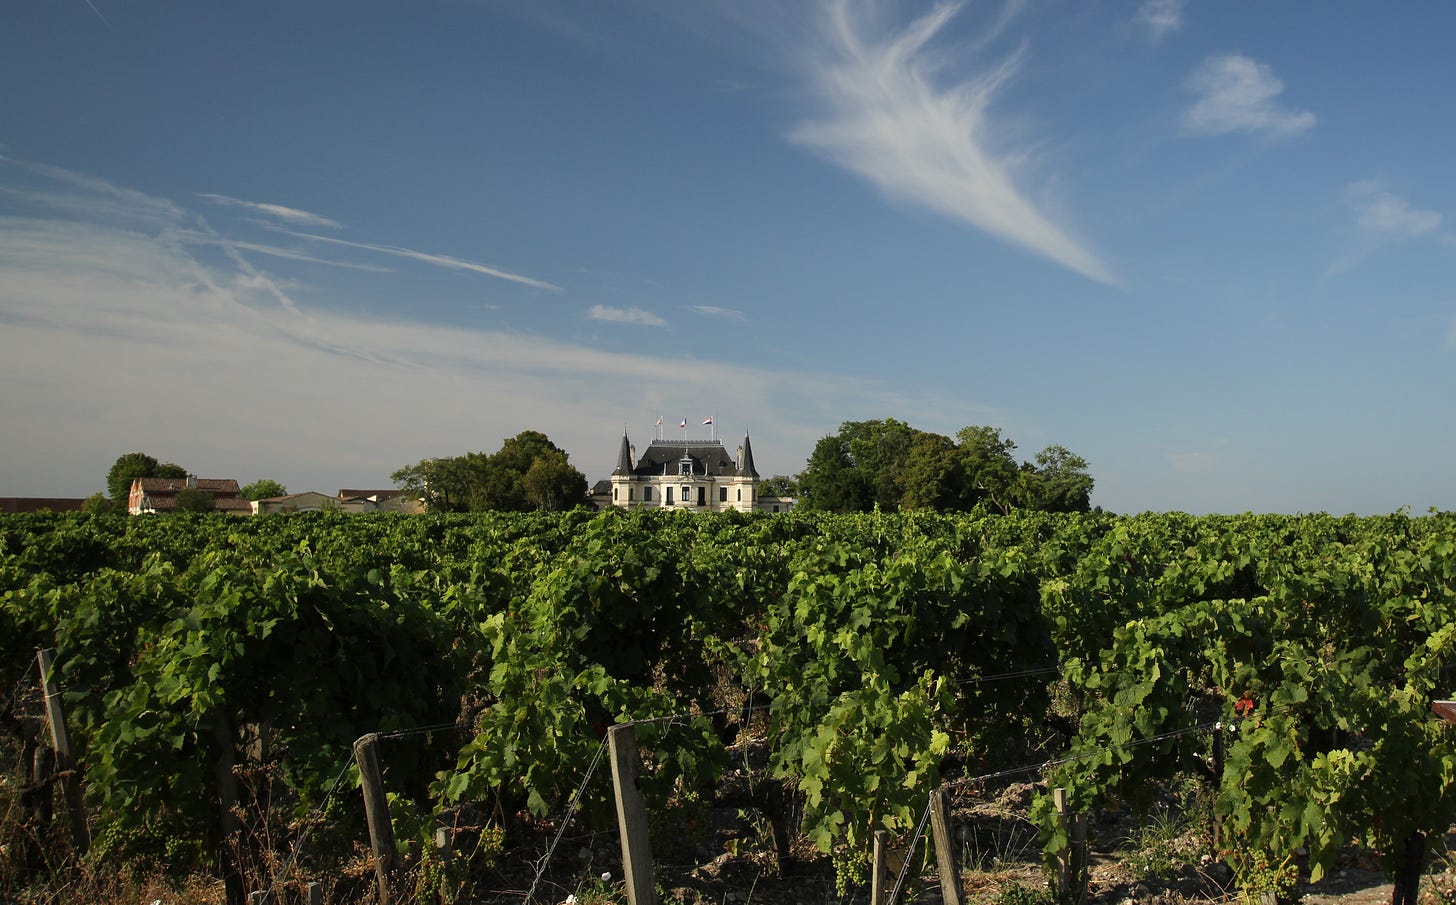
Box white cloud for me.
[277,228,562,291]
[199,193,343,229]
[0,205,949,495]
[1136,0,1185,43]
[587,305,668,327]
[1182,54,1315,139]
[1348,183,1442,239]
[691,305,746,321]
[789,0,1117,286]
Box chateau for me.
[606,430,787,512]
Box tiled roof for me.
[135,477,242,494]
[142,495,254,513]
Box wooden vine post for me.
[1053,788,1088,905]
[36,648,89,853]
[928,788,966,905]
[214,714,246,905]
[608,723,656,905]
[1211,723,1226,848]
[354,733,400,905]
[870,829,891,905]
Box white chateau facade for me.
[607,431,780,512]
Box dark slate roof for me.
[737,434,759,479]
[612,434,634,476]
[628,440,739,477]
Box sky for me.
[2,0,1454,515]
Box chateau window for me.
[666,487,673,504]
[628,487,634,501]
[679,461,692,475]
[697,486,706,506]
[736,488,741,502]
[681,485,690,503]
[719,487,727,503]
[644,487,653,502]
[613,487,618,501]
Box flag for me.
[655,416,663,426]
[702,417,714,425]
[678,419,687,429]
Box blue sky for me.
[2,0,1454,514]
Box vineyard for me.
[3,508,1456,905]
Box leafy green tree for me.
[106,453,187,503]
[797,420,1093,513]
[81,493,117,514]
[240,479,288,501]
[952,426,1022,513]
[757,474,801,498]
[172,488,215,513]
[393,431,587,512]
[521,449,588,511]
[899,432,961,510]
[799,433,873,512]
[1019,445,1094,512]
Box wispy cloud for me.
[588,305,667,327]
[1348,181,1442,239]
[1327,181,1446,276]
[1,155,185,227]
[1136,0,1185,43]
[199,193,343,229]
[1182,54,1315,139]
[789,0,1117,286]
[83,0,109,27]
[0,203,924,495]
[277,229,562,291]
[174,232,392,273]
[691,305,746,321]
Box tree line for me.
[786,418,1094,514]
[94,419,1090,517]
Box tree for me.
[240,479,288,501]
[757,474,801,498]
[900,432,961,510]
[794,419,1094,514]
[172,488,215,513]
[81,493,117,515]
[106,453,187,504]
[393,431,588,513]
[799,432,872,512]
[521,449,588,511]
[952,426,1021,514]
[1019,445,1094,512]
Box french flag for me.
[702,417,714,425]
[678,419,687,429]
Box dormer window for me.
[679,459,692,475]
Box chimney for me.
[186,474,197,490]
[630,445,636,467]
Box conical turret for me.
[737,434,759,478]
[612,433,634,476]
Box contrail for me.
[83,0,109,26]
